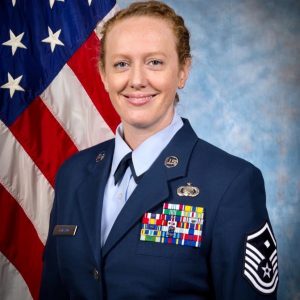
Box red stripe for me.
[9,97,78,187]
[0,183,44,300]
[68,32,120,132]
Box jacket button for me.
[92,268,100,280]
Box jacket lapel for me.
[76,141,114,265]
[102,119,198,257]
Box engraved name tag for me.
[53,225,77,236]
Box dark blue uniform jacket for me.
[40,119,278,299]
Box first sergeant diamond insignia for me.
[243,222,279,294]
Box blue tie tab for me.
[114,152,143,185]
[140,203,205,248]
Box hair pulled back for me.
[99,0,191,69]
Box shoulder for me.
[191,137,263,185]
[175,118,262,183]
[196,138,256,168]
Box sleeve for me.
[39,170,69,300]
[210,165,278,300]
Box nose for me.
[129,63,146,89]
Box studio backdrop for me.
[0,0,298,299]
[119,0,300,299]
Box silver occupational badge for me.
[177,182,200,197]
[96,151,105,162]
[164,156,179,168]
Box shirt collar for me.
[110,126,132,177]
[111,112,183,177]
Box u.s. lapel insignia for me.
[53,225,78,236]
[177,182,200,197]
[96,151,105,162]
[164,156,178,168]
[243,222,278,294]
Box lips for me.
[123,93,157,106]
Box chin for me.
[126,119,152,129]
[122,113,153,128]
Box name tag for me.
[53,225,77,236]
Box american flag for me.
[0,0,119,299]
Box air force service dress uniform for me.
[40,117,278,299]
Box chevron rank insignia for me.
[140,203,204,248]
[243,222,279,294]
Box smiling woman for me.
[99,10,190,149]
[39,1,279,299]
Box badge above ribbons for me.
[140,203,205,248]
[243,222,279,294]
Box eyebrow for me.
[110,52,168,59]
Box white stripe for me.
[246,243,265,260]
[0,121,54,244]
[40,64,114,151]
[0,252,33,300]
[273,262,278,273]
[95,4,119,39]
[244,270,278,294]
[245,263,278,288]
[245,249,261,264]
[247,222,276,246]
[271,254,278,266]
[270,249,277,262]
[245,256,259,270]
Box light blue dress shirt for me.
[101,112,183,246]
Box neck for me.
[123,128,156,150]
[122,112,175,150]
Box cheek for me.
[107,74,126,94]
[150,74,177,93]
[159,79,179,98]
[152,68,180,92]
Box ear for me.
[178,58,191,89]
[99,65,108,92]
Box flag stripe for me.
[67,32,120,132]
[0,2,118,298]
[0,183,44,300]
[0,120,54,243]
[9,98,79,187]
[0,252,32,300]
[94,3,119,40]
[40,64,114,151]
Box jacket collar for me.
[76,140,114,265]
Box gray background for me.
[118,1,300,299]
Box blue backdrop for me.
[118,1,300,299]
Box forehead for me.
[105,16,177,55]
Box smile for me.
[123,94,157,106]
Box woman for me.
[40,1,278,299]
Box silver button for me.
[93,268,100,280]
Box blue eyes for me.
[149,59,163,66]
[113,61,128,68]
[113,60,163,69]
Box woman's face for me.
[100,16,190,135]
